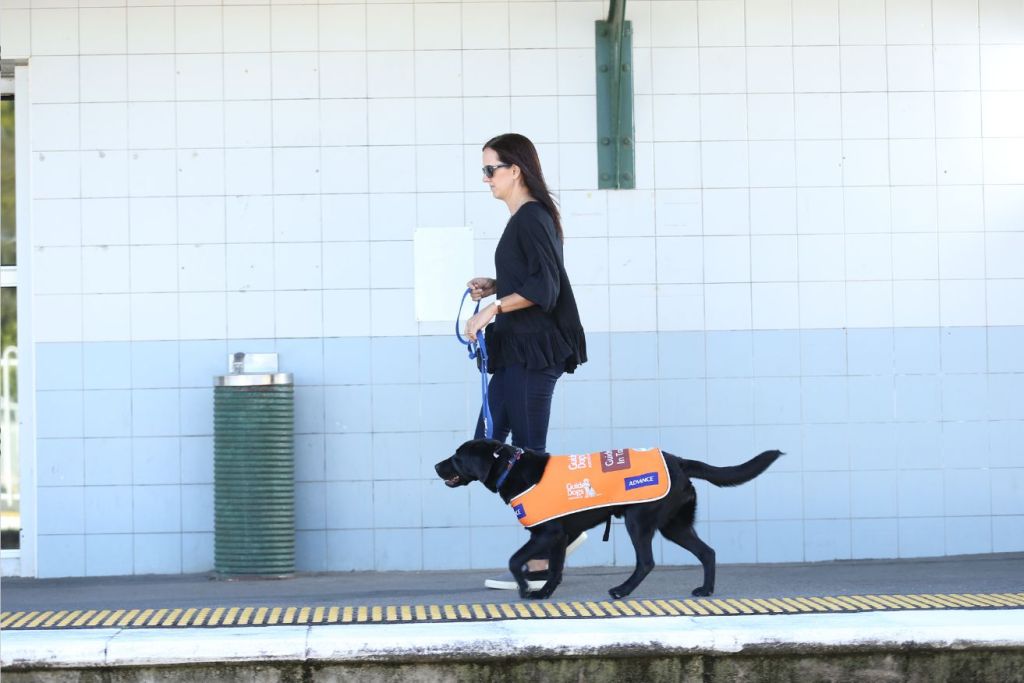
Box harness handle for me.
[456,288,494,439]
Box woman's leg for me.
[478,365,587,587]
[502,364,562,453]
[502,364,563,570]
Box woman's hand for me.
[467,277,496,301]
[465,303,497,342]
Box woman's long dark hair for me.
[483,133,563,242]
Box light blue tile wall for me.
[851,518,898,559]
[180,340,228,387]
[801,330,846,376]
[611,332,659,379]
[84,438,132,485]
[423,527,472,570]
[940,328,986,374]
[84,390,132,438]
[707,378,754,425]
[84,486,132,534]
[132,389,179,437]
[133,437,180,485]
[945,517,993,556]
[324,338,372,385]
[805,519,851,561]
[989,327,1024,372]
[848,376,894,422]
[134,533,181,574]
[131,341,180,388]
[36,343,83,390]
[134,485,181,533]
[296,531,327,572]
[37,534,85,578]
[181,485,214,533]
[899,518,945,558]
[989,374,1024,420]
[29,326,1024,576]
[993,517,1024,552]
[38,486,84,535]
[183,533,214,573]
[707,331,752,378]
[756,520,804,563]
[752,330,801,377]
[847,329,893,375]
[37,439,84,486]
[86,534,133,577]
[84,342,132,389]
[753,377,802,424]
[894,328,941,373]
[850,471,898,518]
[581,332,612,380]
[295,434,326,482]
[326,529,374,571]
[37,391,84,438]
[371,337,418,384]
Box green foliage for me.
[1,97,14,267]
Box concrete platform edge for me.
[4,610,1023,671]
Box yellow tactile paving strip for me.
[2,593,1022,631]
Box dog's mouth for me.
[443,475,462,487]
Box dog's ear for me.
[453,440,503,488]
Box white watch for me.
[494,298,503,313]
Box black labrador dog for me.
[435,439,782,600]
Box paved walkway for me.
[2,553,1022,673]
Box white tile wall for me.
[7,0,1024,577]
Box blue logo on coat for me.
[624,471,659,490]
[514,504,526,519]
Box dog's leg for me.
[608,512,657,599]
[661,519,716,596]
[508,530,561,599]
[530,533,567,600]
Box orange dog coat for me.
[509,448,671,527]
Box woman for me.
[464,133,587,590]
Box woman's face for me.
[482,147,517,201]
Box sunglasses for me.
[482,164,511,178]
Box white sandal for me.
[483,531,588,590]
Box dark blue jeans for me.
[476,363,580,565]
[474,363,562,454]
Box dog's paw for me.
[608,586,631,600]
[691,586,712,597]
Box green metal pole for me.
[596,0,634,189]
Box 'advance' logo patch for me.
[624,471,659,491]
[514,504,526,519]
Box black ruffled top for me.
[484,201,587,374]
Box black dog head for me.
[434,439,507,492]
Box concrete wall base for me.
[6,650,1024,683]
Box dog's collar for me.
[494,445,524,489]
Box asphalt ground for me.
[4,552,1022,614]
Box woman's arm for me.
[464,293,535,342]
[467,277,496,301]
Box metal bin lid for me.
[215,373,294,387]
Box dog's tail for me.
[680,450,783,487]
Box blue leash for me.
[456,288,494,439]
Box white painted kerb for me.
[3,611,1023,670]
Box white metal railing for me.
[0,346,18,509]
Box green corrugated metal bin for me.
[213,372,295,577]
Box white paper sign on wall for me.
[413,226,474,322]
